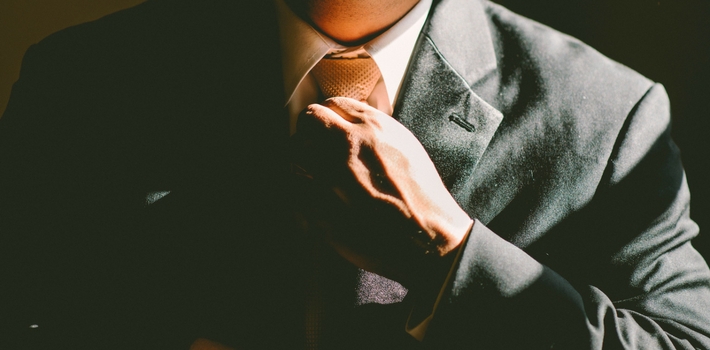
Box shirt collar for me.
[275,0,432,106]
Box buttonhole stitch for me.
[448,114,476,132]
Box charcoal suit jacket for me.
[1,0,709,348]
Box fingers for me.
[320,97,371,123]
[305,101,354,132]
[291,102,356,181]
[308,96,382,125]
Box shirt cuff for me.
[404,221,474,341]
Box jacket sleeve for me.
[425,84,710,349]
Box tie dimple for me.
[311,57,381,101]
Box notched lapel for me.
[394,36,503,196]
[426,0,497,86]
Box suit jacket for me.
[1,0,709,348]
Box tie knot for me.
[311,57,381,101]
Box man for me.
[0,0,708,349]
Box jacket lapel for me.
[394,0,503,196]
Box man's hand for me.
[290,97,473,287]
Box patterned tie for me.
[310,57,381,101]
[304,56,408,349]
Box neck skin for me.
[284,0,420,46]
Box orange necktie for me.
[310,57,381,101]
[306,56,414,350]
[303,56,383,350]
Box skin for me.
[284,0,421,45]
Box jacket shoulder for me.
[482,0,655,120]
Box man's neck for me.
[283,0,420,46]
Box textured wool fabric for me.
[354,269,408,306]
[310,57,381,101]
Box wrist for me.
[410,219,473,291]
[440,215,473,255]
[425,210,472,257]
